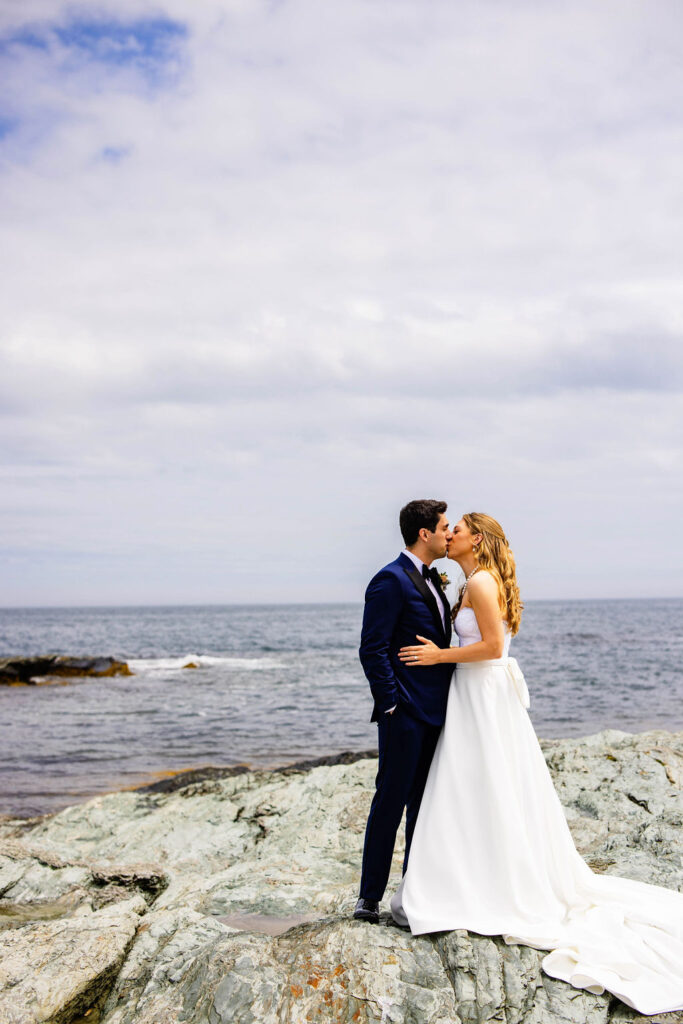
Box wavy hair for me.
[454,513,523,635]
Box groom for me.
[354,499,453,923]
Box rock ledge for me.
[0,728,682,1023]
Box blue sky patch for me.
[0,116,18,140]
[53,16,187,66]
[1,15,188,86]
[101,145,131,163]
[0,27,50,52]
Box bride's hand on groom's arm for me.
[398,636,444,666]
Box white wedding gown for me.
[390,607,683,1015]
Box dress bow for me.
[505,657,530,709]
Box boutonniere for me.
[438,572,451,588]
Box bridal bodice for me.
[454,606,511,657]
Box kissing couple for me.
[353,499,683,1016]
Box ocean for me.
[1,599,682,817]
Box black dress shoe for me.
[353,897,380,923]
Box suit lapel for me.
[402,563,448,642]
[437,585,452,645]
[440,589,450,643]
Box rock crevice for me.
[1,729,682,1023]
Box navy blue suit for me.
[358,552,452,901]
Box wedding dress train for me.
[390,607,683,1015]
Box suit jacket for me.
[359,552,453,726]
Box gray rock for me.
[0,730,682,1023]
[0,895,146,1024]
[103,918,462,1024]
[0,838,167,910]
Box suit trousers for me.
[359,705,441,901]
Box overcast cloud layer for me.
[1,0,682,605]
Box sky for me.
[1,0,682,606]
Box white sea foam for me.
[126,655,284,673]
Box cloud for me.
[0,0,682,604]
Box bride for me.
[390,513,683,1016]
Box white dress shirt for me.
[385,550,445,714]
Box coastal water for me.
[1,599,682,817]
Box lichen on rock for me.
[0,730,682,1023]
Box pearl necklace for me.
[462,566,479,593]
[454,566,479,617]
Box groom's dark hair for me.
[400,500,448,546]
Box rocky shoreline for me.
[0,655,132,686]
[1,730,682,1024]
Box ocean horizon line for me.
[1,595,683,612]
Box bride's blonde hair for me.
[458,513,523,635]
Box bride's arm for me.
[399,572,505,666]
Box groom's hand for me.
[398,635,442,666]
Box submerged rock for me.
[0,655,132,686]
[0,729,681,1023]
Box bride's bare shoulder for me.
[466,569,499,606]
[467,570,499,600]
